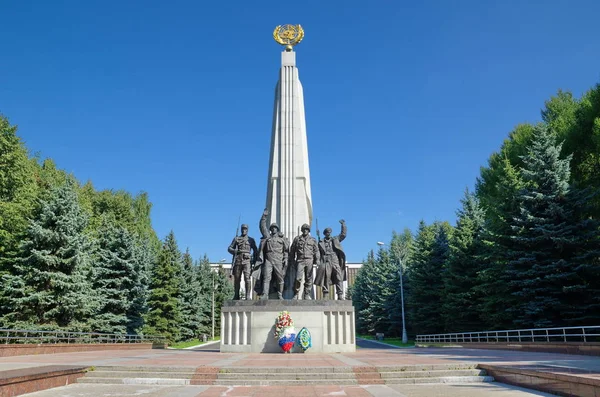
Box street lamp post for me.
[212,259,227,341]
[377,241,408,344]
[211,271,215,340]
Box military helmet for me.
[269,223,279,231]
[241,224,249,229]
[301,223,310,231]
[324,227,332,234]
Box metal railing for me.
[416,326,600,344]
[1,328,167,345]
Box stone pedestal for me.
[220,300,355,353]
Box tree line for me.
[0,115,233,342]
[351,84,600,337]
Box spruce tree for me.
[351,250,378,335]
[127,234,152,334]
[91,217,137,333]
[443,189,486,332]
[407,221,451,335]
[3,179,93,329]
[144,231,182,342]
[213,264,233,337]
[0,116,39,319]
[476,158,524,329]
[384,229,413,337]
[194,254,213,337]
[178,248,202,341]
[506,125,600,327]
[369,248,397,335]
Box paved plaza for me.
[3,343,600,396]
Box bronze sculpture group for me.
[228,208,346,300]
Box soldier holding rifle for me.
[228,223,258,300]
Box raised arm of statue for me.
[338,219,347,242]
[259,208,269,238]
[227,237,237,256]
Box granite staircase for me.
[78,363,493,386]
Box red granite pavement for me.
[194,385,373,396]
[1,346,599,381]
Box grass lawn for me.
[169,337,219,349]
[358,335,415,348]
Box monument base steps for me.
[77,364,493,386]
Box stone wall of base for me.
[0,343,154,357]
[479,364,600,397]
[221,300,356,353]
[416,342,600,356]
[0,365,87,397]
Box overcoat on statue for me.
[314,235,347,288]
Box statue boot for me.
[277,282,284,300]
[303,285,312,300]
[292,280,302,300]
[337,292,344,301]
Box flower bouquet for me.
[274,311,296,353]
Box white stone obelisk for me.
[265,49,313,297]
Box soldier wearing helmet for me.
[255,208,289,299]
[315,219,347,300]
[228,223,258,300]
[290,223,320,299]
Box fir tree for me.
[194,254,213,337]
[442,189,486,332]
[0,115,39,318]
[476,158,524,329]
[385,229,413,336]
[144,231,182,342]
[506,125,600,327]
[91,217,136,333]
[407,221,451,335]
[351,250,378,335]
[127,234,153,334]
[213,264,233,337]
[3,179,93,329]
[178,248,202,341]
[370,248,397,335]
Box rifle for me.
[316,218,321,243]
[229,215,241,277]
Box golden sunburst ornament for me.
[273,24,304,51]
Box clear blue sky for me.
[1,1,599,262]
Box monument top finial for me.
[273,25,304,51]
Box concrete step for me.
[379,369,487,378]
[212,376,494,386]
[219,366,353,374]
[78,377,191,385]
[384,375,495,384]
[378,364,479,372]
[85,370,196,379]
[91,366,196,373]
[214,379,359,386]
[217,372,357,380]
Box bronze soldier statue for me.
[227,224,258,300]
[315,220,347,300]
[257,208,289,300]
[290,223,319,300]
